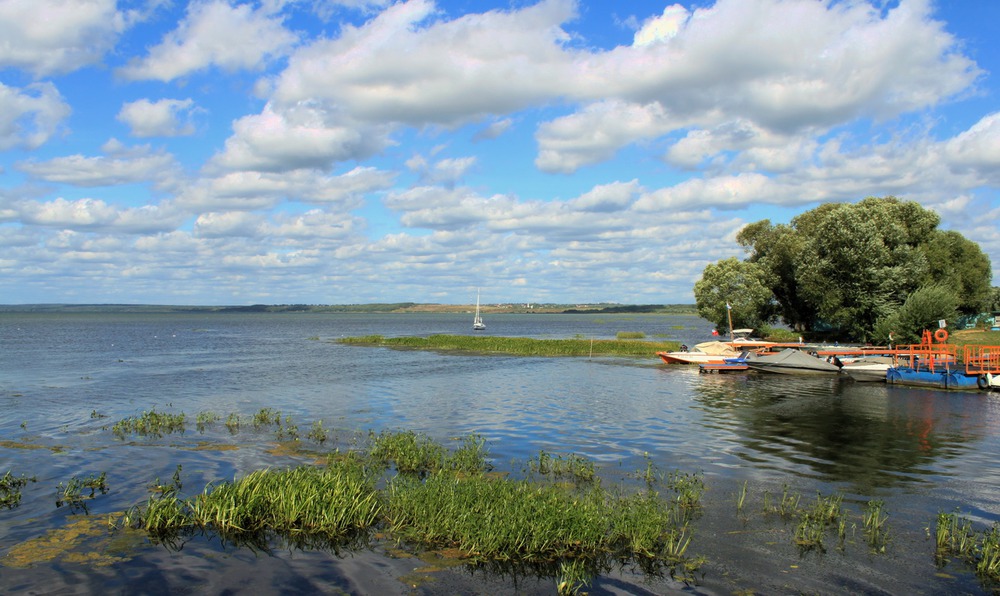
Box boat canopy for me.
[693,341,741,356]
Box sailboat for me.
[473,289,486,331]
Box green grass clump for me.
[933,511,1000,586]
[338,334,679,357]
[124,460,382,549]
[369,430,490,475]
[56,472,109,512]
[528,450,596,484]
[386,471,703,590]
[111,409,186,438]
[1,471,37,509]
[616,331,646,339]
[252,408,281,428]
[195,411,220,431]
[863,499,890,552]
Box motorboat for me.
[657,340,740,364]
[745,348,842,375]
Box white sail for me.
[473,289,485,330]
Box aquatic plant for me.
[252,408,281,428]
[616,331,646,339]
[276,416,299,441]
[736,480,748,515]
[195,411,220,432]
[111,409,186,438]
[863,499,890,553]
[1,471,37,509]
[56,472,109,513]
[666,471,705,512]
[932,512,1000,587]
[635,452,663,488]
[369,429,447,474]
[762,485,801,518]
[306,420,328,445]
[528,450,596,483]
[936,511,977,561]
[978,523,1000,579]
[225,412,240,433]
[123,460,382,550]
[386,470,704,590]
[792,493,843,553]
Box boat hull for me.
[843,366,889,382]
[658,351,727,365]
[745,363,840,375]
[886,367,985,391]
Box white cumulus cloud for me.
[116,0,298,82]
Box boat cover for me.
[746,348,842,374]
[692,341,740,356]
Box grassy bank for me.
[336,334,679,357]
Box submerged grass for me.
[337,334,679,357]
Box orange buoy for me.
[934,328,948,343]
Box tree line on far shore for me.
[694,197,997,344]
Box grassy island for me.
[336,334,680,357]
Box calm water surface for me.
[2,312,1000,594]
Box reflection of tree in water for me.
[690,374,983,491]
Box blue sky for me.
[1,0,998,305]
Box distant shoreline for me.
[0,303,698,315]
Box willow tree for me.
[704,196,992,341]
[693,257,775,333]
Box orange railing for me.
[896,342,958,372]
[964,345,1000,375]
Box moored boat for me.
[745,348,842,375]
[841,356,894,382]
[657,340,740,364]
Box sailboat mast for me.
[726,302,734,342]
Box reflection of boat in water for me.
[745,348,842,375]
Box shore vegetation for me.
[12,409,1000,593]
[336,334,679,357]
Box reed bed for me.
[337,334,678,357]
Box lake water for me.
[2,312,1000,594]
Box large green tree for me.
[920,230,992,314]
[702,196,992,341]
[693,257,775,334]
